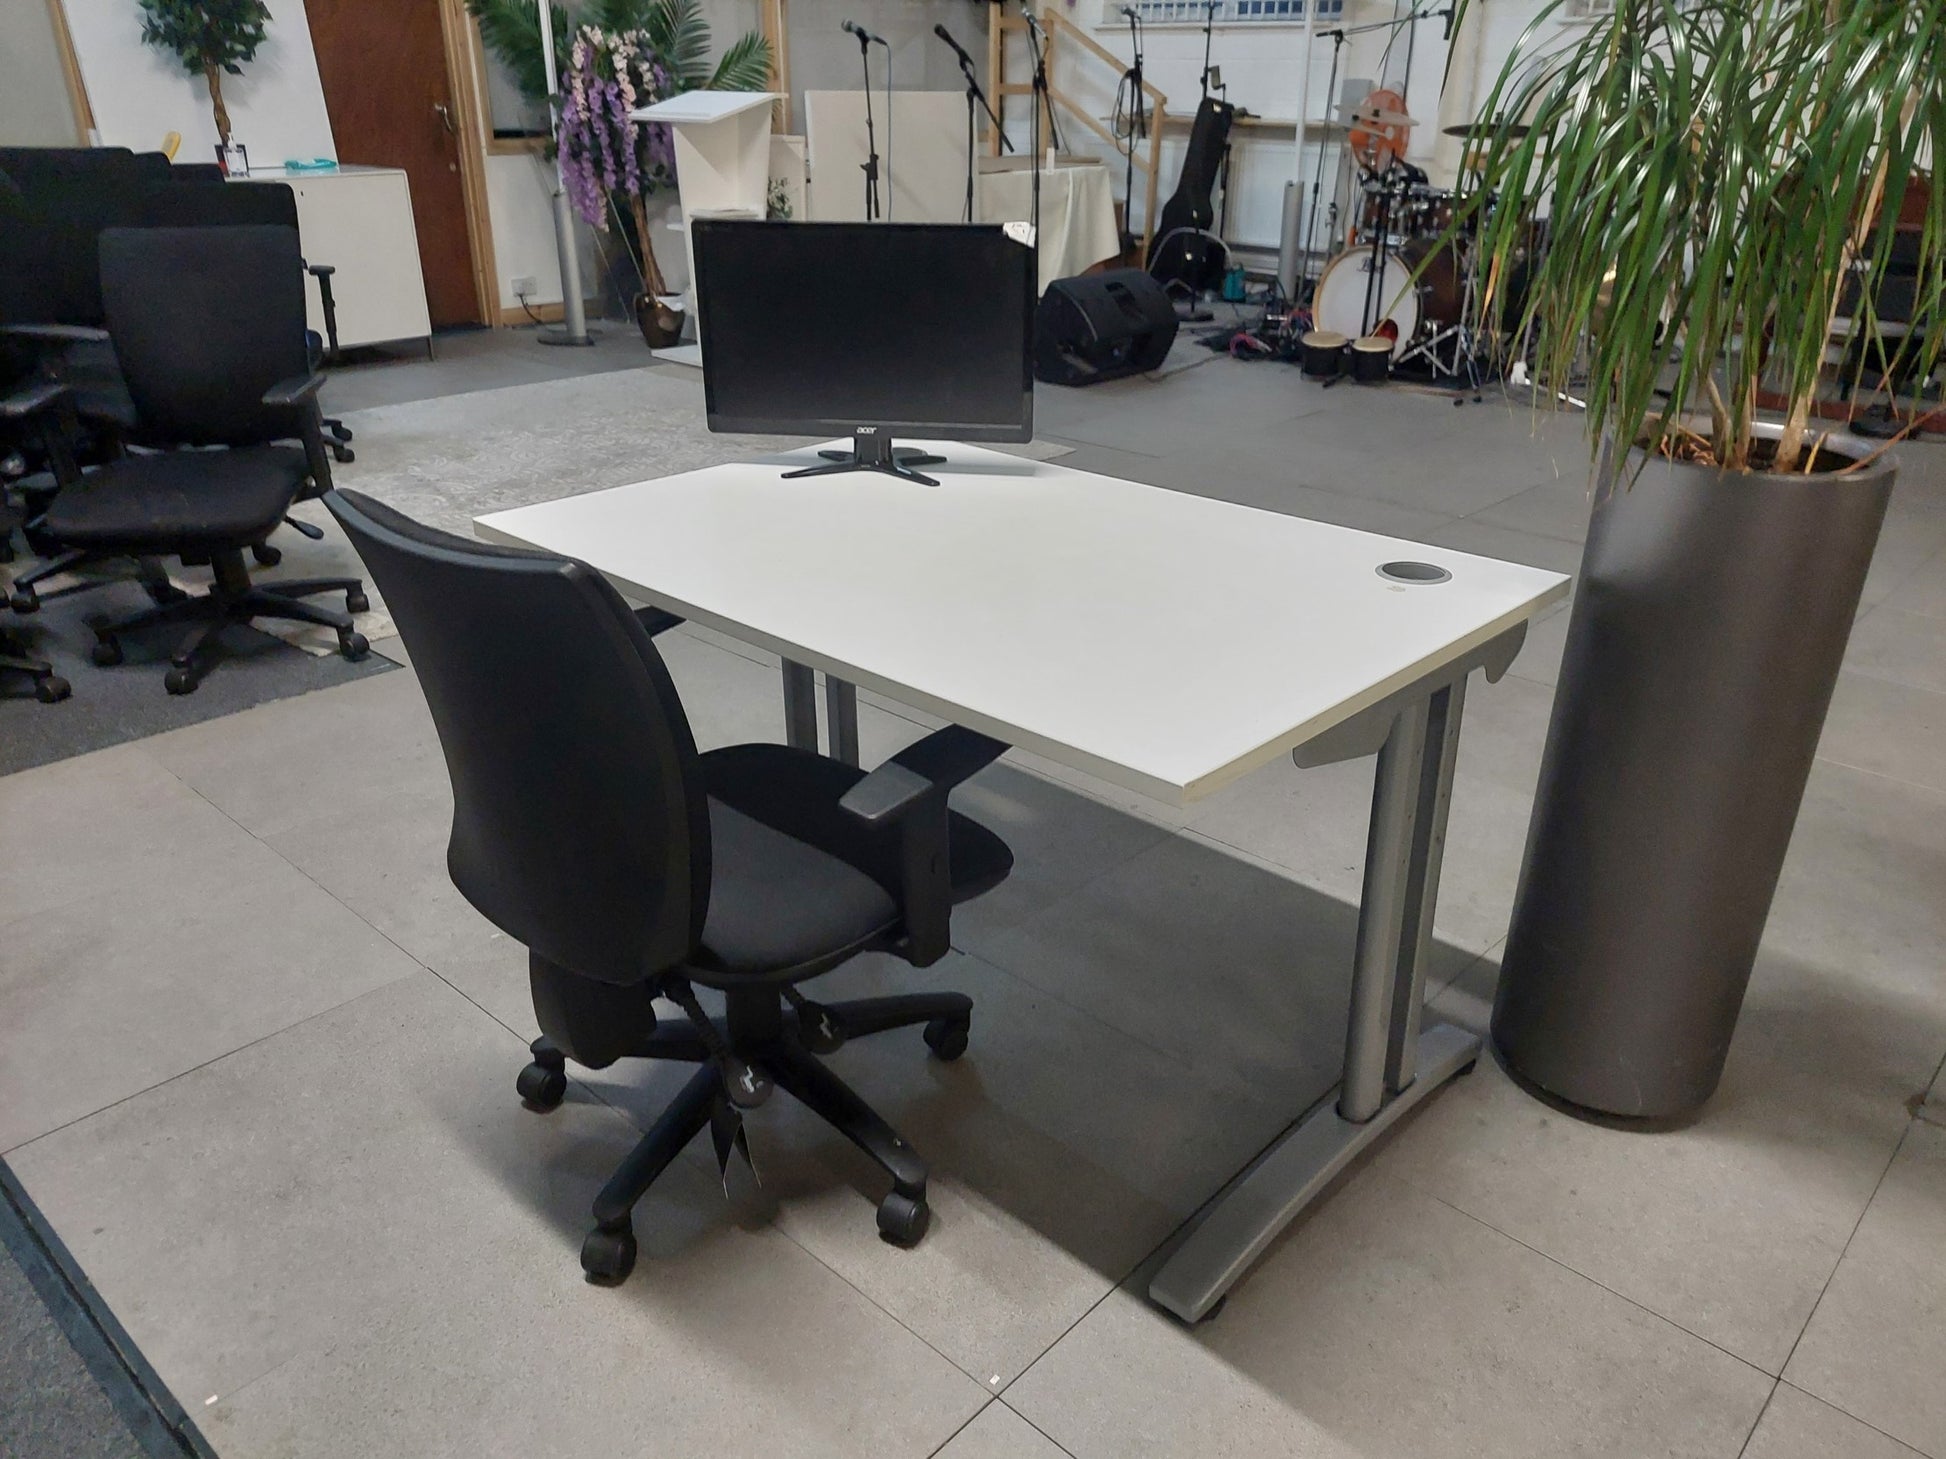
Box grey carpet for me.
[329,363,1074,534]
[0,570,397,777]
[1,1164,210,1458]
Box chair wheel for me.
[516,1060,567,1111]
[346,590,370,615]
[339,630,369,662]
[877,1189,930,1247]
[164,666,198,696]
[581,1223,637,1285]
[333,446,355,464]
[9,588,38,615]
[145,581,188,606]
[35,675,71,704]
[923,1015,970,1062]
[253,543,283,567]
[91,637,123,667]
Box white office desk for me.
[477,442,1569,1320]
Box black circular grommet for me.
[1377,561,1452,585]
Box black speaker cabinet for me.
[1033,269,1180,387]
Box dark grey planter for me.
[1492,423,1896,1121]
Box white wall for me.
[1,1,84,147]
[62,0,336,164]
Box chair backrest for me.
[140,180,299,231]
[98,225,310,447]
[324,488,711,986]
[0,146,137,198]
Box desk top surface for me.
[631,92,779,124]
[476,443,1569,803]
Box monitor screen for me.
[693,220,1035,442]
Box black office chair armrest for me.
[840,726,1009,965]
[306,262,336,278]
[0,379,71,420]
[634,605,685,637]
[262,372,328,408]
[0,323,111,347]
[839,726,1010,827]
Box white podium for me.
[632,90,779,364]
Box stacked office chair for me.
[141,180,355,464]
[0,496,68,703]
[327,488,1016,1284]
[7,225,368,694]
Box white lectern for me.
[632,90,779,366]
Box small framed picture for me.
[216,141,250,177]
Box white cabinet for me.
[233,166,433,350]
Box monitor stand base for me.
[784,433,942,487]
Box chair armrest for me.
[0,323,111,346]
[262,373,327,408]
[306,262,336,278]
[838,726,1010,827]
[839,726,1009,965]
[0,380,71,421]
[634,605,685,637]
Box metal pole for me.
[781,661,819,751]
[538,0,592,346]
[1274,0,1320,297]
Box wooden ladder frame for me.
[987,6,1168,258]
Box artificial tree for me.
[1448,0,1946,1121]
[137,0,272,150]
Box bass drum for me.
[1399,238,1464,329]
[1313,248,1420,357]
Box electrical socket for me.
[511,275,537,298]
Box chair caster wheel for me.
[581,1223,637,1285]
[1457,1058,1479,1078]
[10,589,38,615]
[516,1060,567,1111]
[144,580,188,606]
[332,446,355,464]
[923,1015,970,1062]
[253,543,283,567]
[35,675,71,704]
[164,666,198,696]
[346,590,370,615]
[877,1189,930,1247]
[339,630,369,662]
[91,637,123,667]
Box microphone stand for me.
[1122,7,1145,257]
[1024,11,1056,239]
[954,51,1009,224]
[853,26,881,220]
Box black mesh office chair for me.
[11,226,368,694]
[0,495,68,703]
[326,488,1016,1284]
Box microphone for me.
[842,18,886,44]
[933,23,973,67]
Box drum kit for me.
[1296,100,1535,395]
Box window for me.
[1117,0,1345,26]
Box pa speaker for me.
[1033,269,1179,386]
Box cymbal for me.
[1443,118,1532,139]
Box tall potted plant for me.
[469,0,772,345]
[137,0,271,163]
[1454,0,1944,1120]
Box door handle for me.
[433,100,457,135]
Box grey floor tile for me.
[1007,1167,1771,1459]
[1816,671,1946,795]
[10,974,988,1458]
[1883,546,1946,620]
[1862,501,1946,611]
[1784,1121,1946,1457]
[0,777,422,1152]
[971,832,1466,1110]
[1398,757,1946,1372]
[1742,1385,1927,1459]
[936,1403,1074,1458]
[1186,671,1555,959]
[671,951,1292,1390]
[0,743,222,927]
[1468,474,1596,543]
[1417,516,1591,576]
[1845,606,1946,695]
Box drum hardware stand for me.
[1395,238,1488,403]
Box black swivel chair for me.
[11,225,368,694]
[326,488,1016,1284]
[0,496,69,703]
[141,180,355,464]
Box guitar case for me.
[1145,97,1235,294]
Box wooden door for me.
[305,0,480,327]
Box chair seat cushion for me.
[693,743,1015,980]
[42,445,306,553]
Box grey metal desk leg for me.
[1148,683,1482,1324]
[826,676,860,766]
[781,660,818,751]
